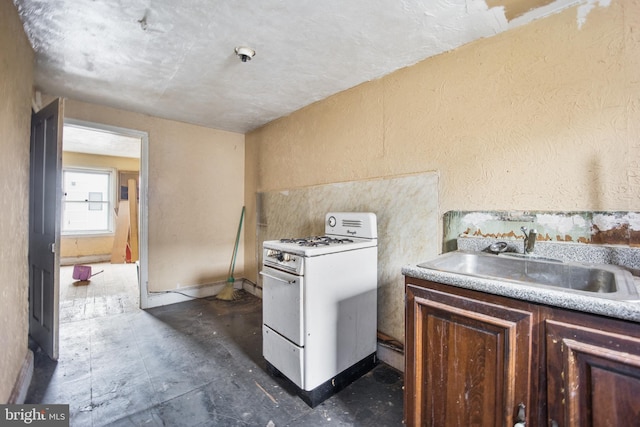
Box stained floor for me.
[58,262,139,323]
[27,274,404,427]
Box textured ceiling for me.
[14,0,581,134]
[63,124,141,158]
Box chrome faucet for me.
[521,226,538,254]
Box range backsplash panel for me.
[256,172,439,346]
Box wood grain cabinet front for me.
[405,282,534,427]
[545,319,640,427]
[405,276,640,427]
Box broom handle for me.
[228,206,245,278]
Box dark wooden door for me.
[546,319,640,427]
[405,283,533,427]
[29,99,63,360]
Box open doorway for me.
[59,120,148,321]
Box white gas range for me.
[261,212,378,407]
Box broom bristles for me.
[216,279,240,301]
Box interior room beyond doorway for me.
[60,121,145,317]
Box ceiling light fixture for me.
[137,11,149,31]
[235,46,256,62]
[138,17,148,31]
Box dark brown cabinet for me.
[405,277,640,427]
[545,319,640,427]
[405,282,535,427]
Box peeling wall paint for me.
[487,0,556,22]
[577,0,611,28]
[537,213,587,234]
[444,211,640,252]
[629,213,640,232]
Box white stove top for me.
[263,234,376,257]
[263,212,378,257]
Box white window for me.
[62,168,115,235]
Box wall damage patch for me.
[486,0,556,22]
[577,0,611,29]
[444,210,640,252]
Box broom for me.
[217,206,245,301]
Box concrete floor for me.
[27,265,404,426]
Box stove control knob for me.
[276,252,284,262]
[328,215,337,227]
[282,253,291,262]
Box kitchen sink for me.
[498,252,564,263]
[417,251,639,300]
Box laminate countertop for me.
[403,239,640,323]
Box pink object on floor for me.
[72,265,92,281]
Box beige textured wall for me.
[63,151,139,171]
[60,152,139,258]
[246,0,640,288]
[0,0,34,402]
[61,236,113,259]
[62,100,245,292]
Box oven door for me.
[261,265,304,346]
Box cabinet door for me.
[405,284,533,427]
[546,320,640,427]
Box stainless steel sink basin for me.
[498,252,564,263]
[417,251,639,300]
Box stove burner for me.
[280,236,354,247]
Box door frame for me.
[63,119,149,308]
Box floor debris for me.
[255,381,278,404]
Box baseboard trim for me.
[8,350,34,404]
[242,280,262,298]
[376,343,404,373]
[142,282,225,309]
[60,255,111,266]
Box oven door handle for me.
[259,271,296,284]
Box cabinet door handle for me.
[514,403,526,427]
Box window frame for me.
[61,167,117,236]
